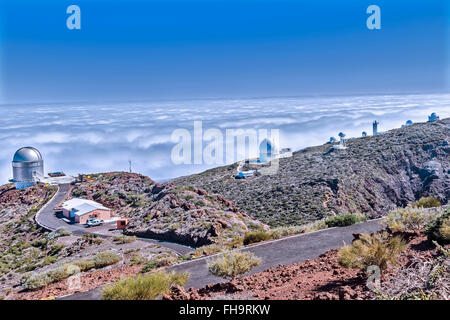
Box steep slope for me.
[174,118,450,227]
[71,172,268,247]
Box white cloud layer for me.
[0,93,449,183]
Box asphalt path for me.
[60,218,384,300]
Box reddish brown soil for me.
[11,265,143,300]
[167,232,445,300]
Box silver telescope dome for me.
[11,147,44,189]
[13,147,43,163]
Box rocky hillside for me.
[71,172,268,247]
[0,182,180,300]
[0,183,54,235]
[0,184,56,290]
[174,118,450,227]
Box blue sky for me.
[0,0,448,103]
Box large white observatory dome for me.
[11,147,44,189]
[259,139,278,163]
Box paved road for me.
[35,184,193,255]
[35,184,74,231]
[61,218,384,300]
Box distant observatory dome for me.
[428,113,440,122]
[259,139,278,163]
[11,147,44,189]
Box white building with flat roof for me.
[60,198,111,224]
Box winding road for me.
[60,217,384,300]
[35,184,194,255]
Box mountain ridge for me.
[173,118,450,226]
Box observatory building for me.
[402,120,413,128]
[372,120,386,136]
[332,132,347,150]
[373,121,380,136]
[259,139,278,163]
[10,147,44,189]
[428,113,440,122]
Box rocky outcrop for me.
[71,172,269,247]
[174,118,450,227]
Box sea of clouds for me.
[0,93,449,184]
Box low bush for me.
[81,234,103,245]
[24,264,80,290]
[47,227,71,240]
[48,245,65,256]
[24,251,121,290]
[269,225,305,240]
[325,214,363,228]
[191,244,227,259]
[439,218,450,241]
[140,261,159,273]
[243,221,328,246]
[384,208,436,232]
[93,251,121,268]
[113,235,137,244]
[425,210,450,245]
[140,255,177,273]
[243,231,271,245]
[31,238,48,249]
[413,197,441,209]
[208,251,261,280]
[102,271,189,300]
[129,254,148,266]
[338,232,406,272]
[73,259,96,272]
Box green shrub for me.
[48,245,65,256]
[113,235,137,244]
[196,201,206,207]
[48,264,80,283]
[73,259,96,272]
[24,251,121,290]
[102,271,189,300]
[23,273,52,290]
[243,231,271,245]
[338,232,406,272]
[269,225,305,239]
[439,219,450,241]
[31,238,48,249]
[413,197,441,209]
[82,234,103,245]
[140,256,176,273]
[384,208,435,232]
[208,251,261,280]
[243,221,329,246]
[47,227,71,240]
[23,264,79,290]
[93,252,121,268]
[191,244,227,259]
[42,256,58,266]
[303,219,328,232]
[425,210,450,245]
[325,214,363,228]
[141,261,159,273]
